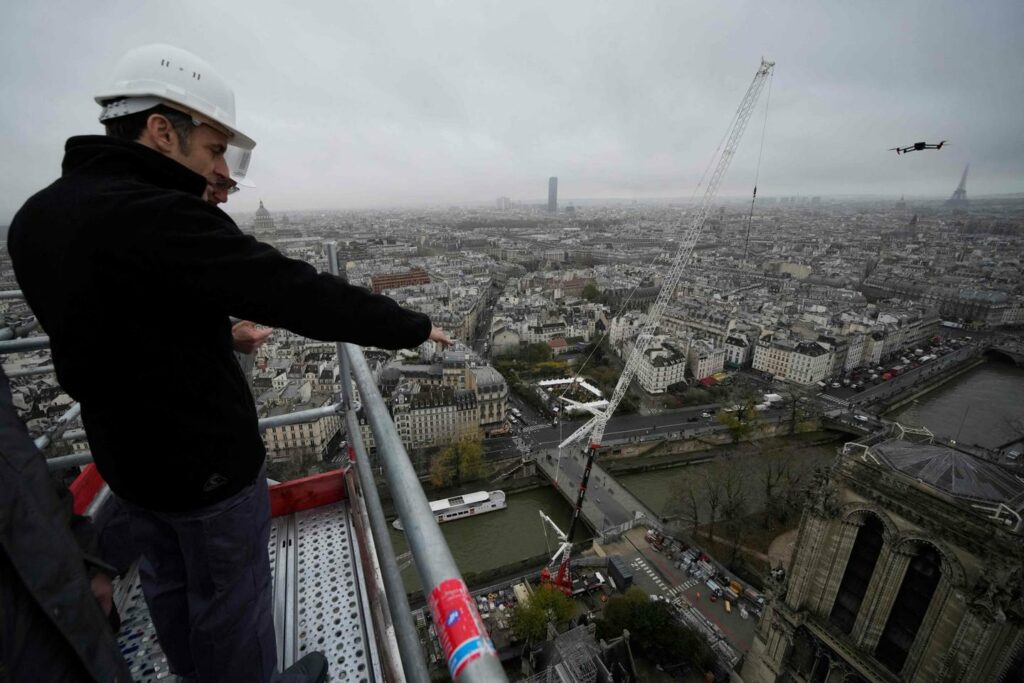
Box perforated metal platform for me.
[114,501,378,682]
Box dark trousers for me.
[116,475,277,683]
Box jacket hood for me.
[62,135,207,197]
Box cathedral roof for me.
[872,440,1024,509]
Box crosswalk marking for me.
[665,578,699,596]
[630,556,702,597]
[631,557,668,589]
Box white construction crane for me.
[544,58,775,595]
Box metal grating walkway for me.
[114,501,378,682]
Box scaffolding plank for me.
[113,501,375,682]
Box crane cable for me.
[743,70,774,266]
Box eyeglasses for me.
[209,174,239,195]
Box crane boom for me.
[545,61,776,592]
[561,58,775,451]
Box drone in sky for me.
[889,140,948,155]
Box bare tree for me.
[783,384,816,435]
[720,465,748,567]
[685,485,701,538]
[704,466,725,543]
[1003,414,1024,439]
[761,451,790,531]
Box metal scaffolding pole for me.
[3,364,54,378]
[0,336,50,354]
[45,403,345,472]
[345,345,507,682]
[258,403,341,429]
[328,241,430,683]
[34,403,81,451]
[46,451,94,471]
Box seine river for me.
[890,360,1024,449]
[389,484,580,593]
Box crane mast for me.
[547,59,775,593]
[560,58,774,453]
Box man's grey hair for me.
[102,102,194,153]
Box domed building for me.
[252,200,275,240]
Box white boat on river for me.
[393,490,507,531]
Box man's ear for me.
[143,113,178,154]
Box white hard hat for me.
[96,44,255,150]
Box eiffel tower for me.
[946,163,969,210]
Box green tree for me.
[511,586,576,643]
[534,360,570,378]
[520,342,553,363]
[596,588,715,672]
[581,283,601,302]
[429,438,485,488]
[716,400,760,443]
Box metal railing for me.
[327,243,506,683]
[0,335,51,354]
[5,364,55,378]
[43,405,346,472]
[328,244,431,683]
[34,402,81,451]
[346,344,507,681]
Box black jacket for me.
[8,136,431,511]
[0,369,132,682]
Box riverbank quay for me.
[879,356,988,413]
[601,431,844,477]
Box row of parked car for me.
[646,529,766,619]
[824,336,973,392]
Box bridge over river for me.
[533,446,660,535]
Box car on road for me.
[854,414,869,422]
[701,411,712,418]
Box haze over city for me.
[2,4,1024,683]
[2,0,1023,222]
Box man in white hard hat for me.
[8,44,450,683]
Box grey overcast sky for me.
[2,0,1022,221]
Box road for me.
[485,404,722,459]
[485,404,794,461]
[603,528,757,656]
[827,344,982,407]
[470,282,501,358]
